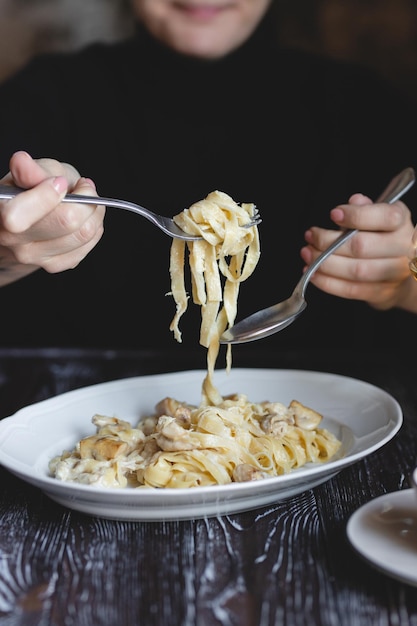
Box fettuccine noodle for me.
[170,190,260,405]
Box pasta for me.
[49,190,342,489]
[49,396,341,488]
[170,190,260,405]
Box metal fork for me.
[0,185,262,240]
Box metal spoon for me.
[220,167,416,344]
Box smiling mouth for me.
[174,3,230,20]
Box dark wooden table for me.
[0,348,416,626]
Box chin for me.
[172,33,240,59]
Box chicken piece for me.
[233,463,266,482]
[155,397,184,417]
[79,435,129,461]
[173,405,192,427]
[260,401,289,416]
[289,400,322,430]
[155,397,192,427]
[155,415,199,452]
[140,438,160,461]
[260,401,294,436]
[261,415,292,436]
[138,416,158,436]
[92,414,132,431]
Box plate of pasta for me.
[0,368,402,521]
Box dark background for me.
[274,0,417,100]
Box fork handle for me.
[0,184,155,219]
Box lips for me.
[174,3,228,20]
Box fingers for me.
[302,229,410,308]
[9,150,80,190]
[302,245,408,283]
[0,151,105,274]
[12,222,105,273]
[330,194,408,233]
[304,194,415,261]
[1,175,102,238]
[1,176,68,232]
[307,270,403,309]
[300,194,417,309]
[302,226,408,261]
[0,193,105,273]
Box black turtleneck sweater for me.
[0,13,416,360]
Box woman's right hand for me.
[0,151,105,286]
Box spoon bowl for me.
[221,167,416,344]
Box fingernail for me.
[52,176,68,194]
[15,150,31,159]
[330,208,344,223]
[81,177,96,190]
[300,246,311,262]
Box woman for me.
[0,0,416,356]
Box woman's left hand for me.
[301,193,417,313]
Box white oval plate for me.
[347,490,417,587]
[0,369,402,521]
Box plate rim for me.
[346,489,417,587]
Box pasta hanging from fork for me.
[170,190,260,405]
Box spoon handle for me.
[297,166,416,296]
